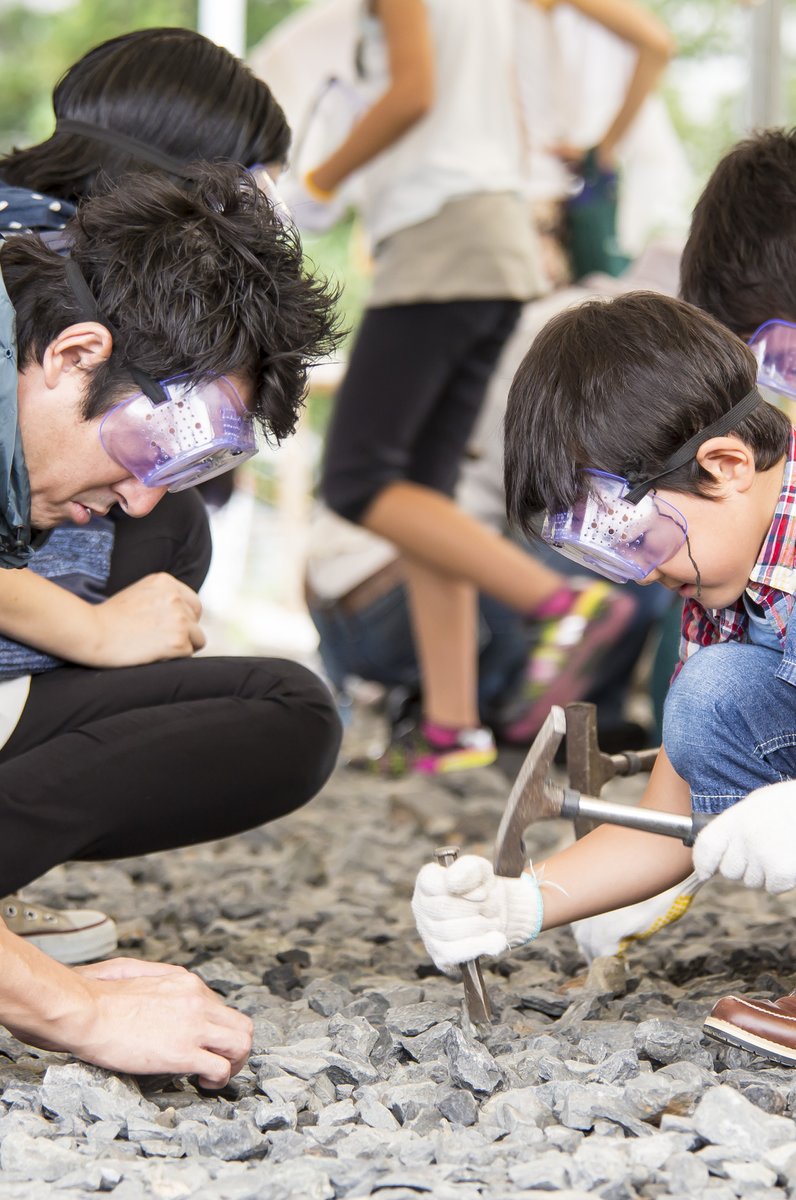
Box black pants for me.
[0,493,341,894]
[322,300,521,522]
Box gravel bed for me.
[2,711,796,1199]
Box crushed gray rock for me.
[3,710,796,1195]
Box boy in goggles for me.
[413,291,796,1056]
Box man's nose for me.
[114,478,168,517]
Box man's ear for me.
[694,436,756,495]
[41,322,113,389]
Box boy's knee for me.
[663,643,758,772]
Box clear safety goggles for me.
[747,320,796,418]
[248,165,292,224]
[539,387,762,584]
[541,470,688,584]
[99,375,257,493]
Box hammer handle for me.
[434,846,493,1024]
[559,788,713,846]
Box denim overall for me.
[664,594,796,812]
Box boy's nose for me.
[114,478,168,517]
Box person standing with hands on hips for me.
[289,0,676,776]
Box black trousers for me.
[0,493,341,894]
[321,299,522,523]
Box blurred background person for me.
[281,0,678,777]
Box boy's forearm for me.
[533,748,694,929]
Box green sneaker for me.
[349,724,497,778]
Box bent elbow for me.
[652,29,676,66]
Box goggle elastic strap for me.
[63,258,170,406]
[55,118,196,180]
[624,387,762,504]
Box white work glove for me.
[571,872,702,962]
[278,172,347,234]
[411,855,543,972]
[692,780,796,894]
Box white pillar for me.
[747,0,783,130]
[197,0,247,57]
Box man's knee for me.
[260,659,342,798]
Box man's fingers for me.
[189,622,207,652]
[193,1051,233,1091]
[176,583,203,620]
[75,958,188,981]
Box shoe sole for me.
[703,1016,796,1066]
[513,594,637,740]
[20,916,118,965]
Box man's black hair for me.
[504,291,791,537]
[680,127,796,337]
[0,28,290,202]
[1,162,341,442]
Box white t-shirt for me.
[355,0,525,245]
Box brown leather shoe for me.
[704,991,796,1066]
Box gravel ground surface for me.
[2,707,796,1199]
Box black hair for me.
[1,163,341,442]
[680,127,796,338]
[504,291,791,536]
[0,28,290,202]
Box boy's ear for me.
[694,436,756,494]
[41,322,113,389]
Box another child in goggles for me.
[412,291,796,1040]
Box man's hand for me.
[692,781,796,894]
[411,855,542,972]
[90,573,205,666]
[7,958,252,1089]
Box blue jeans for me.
[310,560,670,732]
[664,640,796,813]
[310,584,528,715]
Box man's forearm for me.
[0,919,92,1050]
[0,569,99,663]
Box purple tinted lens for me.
[748,320,796,398]
[99,376,256,490]
[541,472,687,583]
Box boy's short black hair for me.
[680,127,796,337]
[504,291,791,537]
[1,162,341,442]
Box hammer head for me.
[493,706,567,877]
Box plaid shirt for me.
[676,426,796,677]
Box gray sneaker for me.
[1,895,118,964]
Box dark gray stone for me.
[444,1027,503,1097]
[633,1018,713,1069]
[304,977,355,1016]
[436,1088,479,1127]
[692,1085,796,1155]
[386,1002,454,1036]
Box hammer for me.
[429,707,570,1023]
[494,705,713,877]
